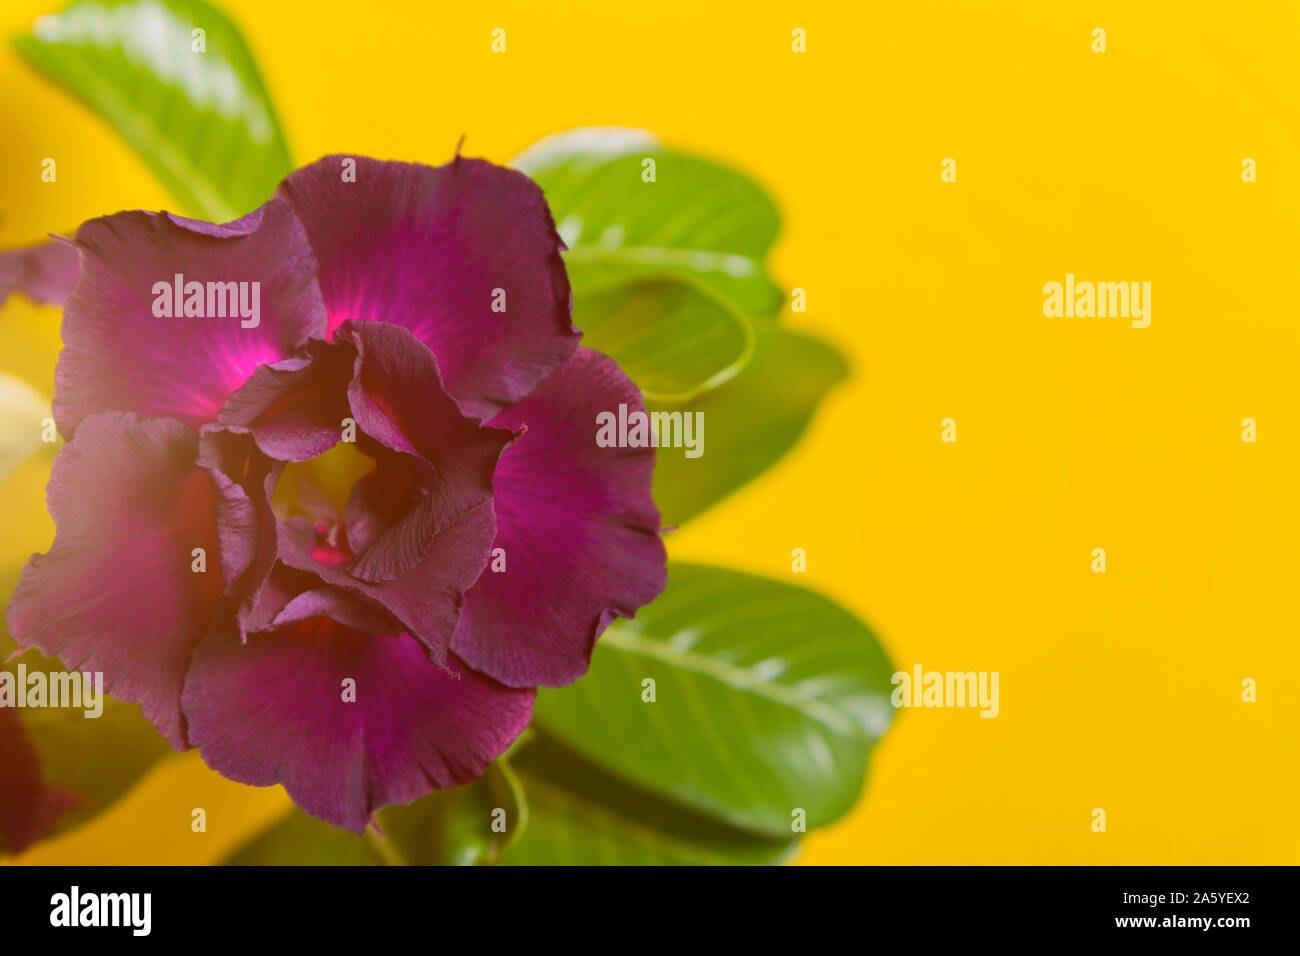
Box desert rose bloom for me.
[5,155,667,832]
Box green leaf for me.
[221,761,526,866]
[650,322,848,526]
[222,807,387,867]
[513,127,783,318]
[376,760,527,865]
[533,564,893,838]
[14,0,293,221]
[4,653,174,842]
[577,278,753,401]
[502,734,796,865]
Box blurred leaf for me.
[534,563,893,838]
[223,807,387,866]
[514,127,783,318]
[502,734,795,865]
[376,760,526,865]
[0,708,75,855]
[221,761,525,866]
[577,277,753,401]
[650,322,848,526]
[2,651,173,847]
[13,0,293,221]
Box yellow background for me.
[3,0,1297,865]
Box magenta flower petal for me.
[271,584,402,634]
[276,155,580,420]
[452,348,668,687]
[202,322,513,663]
[236,561,400,637]
[54,201,327,437]
[0,239,80,308]
[337,319,517,563]
[277,499,495,666]
[0,709,78,853]
[181,621,534,833]
[217,338,354,462]
[5,413,256,747]
[212,321,511,662]
[197,425,285,637]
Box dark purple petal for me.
[0,708,78,854]
[203,323,512,656]
[54,201,327,437]
[270,586,401,633]
[276,155,579,420]
[278,501,495,665]
[452,348,667,687]
[217,338,354,462]
[239,562,401,636]
[211,322,510,661]
[181,620,534,833]
[198,425,283,637]
[0,239,80,308]
[4,413,254,747]
[343,461,419,558]
[336,320,516,582]
[208,468,258,591]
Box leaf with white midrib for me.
[574,276,754,401]
[514,127,784,318]
[600,627,862,737]
[534,563,894,838]
[14,0,294,221]
[503,735,796,866]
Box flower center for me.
[272,441,375,521]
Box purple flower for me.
[6,155,667,832]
